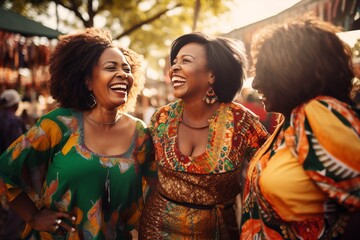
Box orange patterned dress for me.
[139,100,268,239]
[240,96,360,240]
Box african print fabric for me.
[0,108,157,240]
[139,100,268,239]
[240,96,360,240]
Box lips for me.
[110,83,127,93]
[171,76,186,87]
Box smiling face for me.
[87,47,133,110]
[169,43,213,101]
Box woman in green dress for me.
[0,28,156,239]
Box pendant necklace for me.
[179,119,209,129]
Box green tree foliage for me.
[1,0,231,75]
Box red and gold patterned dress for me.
[240,96,360,240]
[139,100,268,239]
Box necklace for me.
[179,119,209,129]
[84,112,122,125]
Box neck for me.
[180,101,220,129]
[84,111,122,125]
[182,101,220,119]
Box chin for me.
[173,90,186,99]
[117,99,127,107]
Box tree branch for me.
[114,3,182,39]
[53,0,88,27]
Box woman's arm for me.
[9,191,75,232]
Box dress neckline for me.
[74,110,136,158]
[174,100,224,158]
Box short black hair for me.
[170,32,248,102]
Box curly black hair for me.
[251,16,354,116]
[50,28,144,112]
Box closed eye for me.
[123,68,131,73]
[172,58,191,65]
[105,66,117,71]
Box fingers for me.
[54,217,76,233]
[53,223,59,232]
[32,208,77,233]
[53,212,76,233]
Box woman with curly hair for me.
[0,28,156,239]
[240,17,360,239]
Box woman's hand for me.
[8,192,76,233]
[30,208,76,233]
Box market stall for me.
[0,7,63,119]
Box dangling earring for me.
[203,86,218,104]
[87,92,97,108]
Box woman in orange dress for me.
[139,32,269,239]
[240,17,360,239]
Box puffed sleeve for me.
[0,111,66,208]
[136,119,157,189]
[123,119,157,232]
[243,111,270,161]
[291,98,360,210]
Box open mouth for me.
[110,83,128,93]
[171,76,186,87]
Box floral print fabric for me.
[0,108,156,240]
[240,96,360,240]
[139,100,268,239]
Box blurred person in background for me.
[0,28,156,239]
[240,17,360,239]
[242,91,277,134]
[0,89,26,153]
[139,32,268,239]
[352,57,360,107]
[0,89,26,240]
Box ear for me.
[85,77,93,91]
[208,73,215,85]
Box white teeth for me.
[171,76,186,87]
[171,76,186,83]
[110,84,127,90]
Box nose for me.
[170,63,180,72]
[117,71,128,79]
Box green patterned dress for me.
[0,108,156,240]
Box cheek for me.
[128,75,134,87]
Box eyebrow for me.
[178,53,196,59]
[101,61,130,67]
